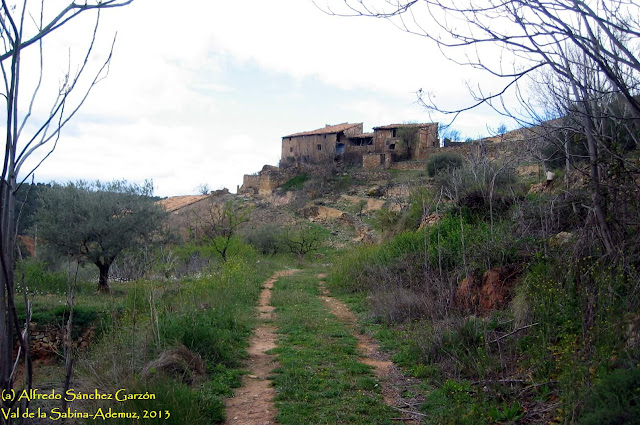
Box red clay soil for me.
[316,273,425,424]
[224,270,298,425]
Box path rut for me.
[316,273,425,424]
[224,270,298,425]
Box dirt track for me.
[316,273,425,424]
[224,270,298,425]
[225,269,424,424]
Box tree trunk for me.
[0,179,16,411]
[97,262,111,293]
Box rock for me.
[549,231,573,247]
[455,267,518,313]
[419,213,442,228]
[479,267,514,311]
[455,275,479,311]
[528,182,547,194]
[367,186,384,197]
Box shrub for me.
[282,226,325,261]
[17,259,68,294]
[244,225,284,256]
[427,152,465,177]
[578,366,640,425]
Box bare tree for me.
[283,226,323,262]
[190,198,251,262]
[323,0,640,255]
[0,1,134,421]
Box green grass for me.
[271,268,396,424]
[281,173,308,191]
[71,254,278,425]
[327,275,519,425]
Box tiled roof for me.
[158,195,210,213]
[373,123,436,130]
[284,123,362,138]
[349,132,374,138]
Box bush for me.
[578,366,640,425]
[427,152,465,177]
[17,260,68,294]
[282,226,325,261]
[245,225,285,255]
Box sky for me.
[13,0,516,197]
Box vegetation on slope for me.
[329,153,640,424]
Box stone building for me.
[372,123,439,160]
[281,122,364,165]
[280,121,440,169]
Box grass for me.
[271,267,396,424]
[327,276,524,425]
[66,254,278,425]
[328,198,640,425]
[281,173,309,191]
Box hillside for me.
[12,135,639,425]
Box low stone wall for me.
[362,153,392,169]
[18,322,95,361]
[239,164,309,196]
[389,160,425,171]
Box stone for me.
[455,275,479,311]
[479,267,513,311]
[549,231,573,247]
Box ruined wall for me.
[239,165,298,196]
[241,175,261,193]
[363,153,391,169]
[343,124,364,138]
[389,160,426,171]
[23,323,94,361]
[414,125,440,159]
[341,145,374,165]
[373,128,395,153]
[240,172,286,195]
[373,125,439,160]
[281,133,338,163]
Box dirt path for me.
[316,273,426,424]
[224,270,298,425]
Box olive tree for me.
[36,180,166,292]
[0,1,134,417]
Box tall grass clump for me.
[332,212,519,323]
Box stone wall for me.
[282,133,338,163]
[363,153,391,169]
[22,323,95,361]
[389,160,426,171]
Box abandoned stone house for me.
[281,121,439,168]
[280,123,367,165]
[372,123,439,159]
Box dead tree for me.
[323,0,640,255]
[0,2,134,422]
